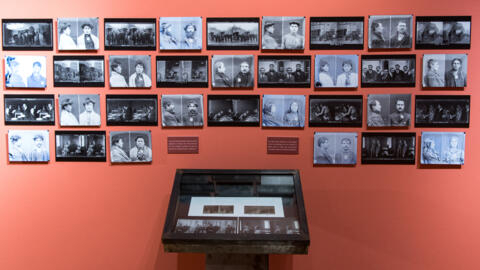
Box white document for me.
[188,197,284,218]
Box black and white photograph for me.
[58,94,101,127]
[416,16,471,49]
[269,218,301,235]
[368,15,413,49]
[262,95,305,128]
[109,55,152,88]
[55,131,106,162]
[367,94,411,127]
[110,131,152,163]
[4,94,55,125]
[2,19,53,50]
[422,54,468,88]
[314,55,359,88]
[57,17,99,50]
[420,132,465,165]
[206,17,259,50]
[310,17,364,50]
[314,132,357,165]
[258,56,311,88]
[309,95,362,127]
[53,56,105,87]
[262,16,305,50]
[208,95,260,126]
[156,56,208,88]
[240,219,273,234]
[5,55,47,88]
[211,55,254,88]
[8,130,50,162]
[175,219,237,234]
[159,17,202,50]
[106,95,158,126]
[415,95,470,128]
[104,18,156,50]
[361,132,416,164]
[361,55,415,87]
[161,94,204,127]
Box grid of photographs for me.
[361,54,415,87]
[159,17,202,50]
[57,18,99,50]
[109,55,152,88]
[53,56,104,87]
[309,95,362,127]
[5,55,47,88]
[207,17,259,50]
[262,95,306,128]
[258,56,311,88]
[367,94,411,127]
[58,94,101,126]
[161,95,204,127]
[2,19,53,50]
[420,132,465,165]
[416,16,471,49]
[314,55,359,88]
[156,56,208,88]
[262,16,305,50]
[4,94,55,125]
[310,17,364,50]
[314,132,357,165]
[211,55,254,88]
[106,95,158,126]
[422,54,468,88]
[208,95,260,126]
[104,18,156,50]
[8,130,50,162]
[55,131,106,162]
[368,15,413,49]
[415,95,470,128]
[110,131,152,163]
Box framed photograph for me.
[161,94,204,127]
[206,17,259,50]
[262,95,305,128]
[367,94,411,127]
[314,55,359,88]
[208,95,260,126]
[211,55,254,88]
[4,94,55,125]
[106,95,158,126]
[361,55,415,87]
[8,130,50,162]
[55,131,106,162]
[310,17,364,50]
[309,95,362,127]
[262,16,305,50]
[416,16,471,49]
[58,94,101,127]
[57,17,99,50]
[109,55,152,88]
[104,18,156,50]
[314,132,357,165]
[258,56,311,88]
[175,219,237,234]
[110,131,152,163]
[159,17,202,50]
[420,132,465,165]
[361,132,416,164]
[368,15,413,49]
[422,54,468,88]
[53,56,104,87]
[5,55,47,88]
[415,95,470,128]
[156,56,208,88]
[2,19,53,50]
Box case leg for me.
[206,253,268,270]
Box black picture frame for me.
[104,18,156,50]
[156,56,209,88]
[415,95,470,128]
[4,94,55,125]
[310,17,364,50]
[55,130,107,162]
[206,17,260,50]
[207,95,260,127]
[106,94,158,126]
[361,54,416,87]
[2,19,53,51]
[257,55,311,88]
[53,55,105,87]
[415,16,471,50]
[361,132,416,164]
[309,95,363,127]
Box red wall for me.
[0,0,479,269]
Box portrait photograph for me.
[106,95,158,126]
[262,16,305,50]
[156,56,208,88]
[420,132,465,165]
[104,18,156,50]
[361,132,416,164]
[207,17,259,50]
[314,132,357,165]
[262,95,305,128]
[110,131,152,163]
[309,95,362,127]
[2,19,53,50]
[415,95,470,128]
[161,94,204,127]
[367,94,411,127]
[159,17,202,50]
[5,55,47,88]
[175,219,237,234]
[55,131,106,162]
[258,55,311,88]
[4,94,55,125]
[8,130,50,163]
[58,94,101,127]
[109,55,152,88]
[208,95,260,126]
[416,16,471,49]
[314,54,359,88]
[57,17,99,51]
[310,17,364,50]
[422,54,468,88]
[53,56,104,87]
[368,15,413,49]
[211,55,254,88]
[361,54,415,87]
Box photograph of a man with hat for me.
[59,94,101,126]
[77,22,99,50]
[60,97,79,126]
[262,22,280,49]
[57,18,99,50]
[79,97,101,126]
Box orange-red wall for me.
[0,0,479,269]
